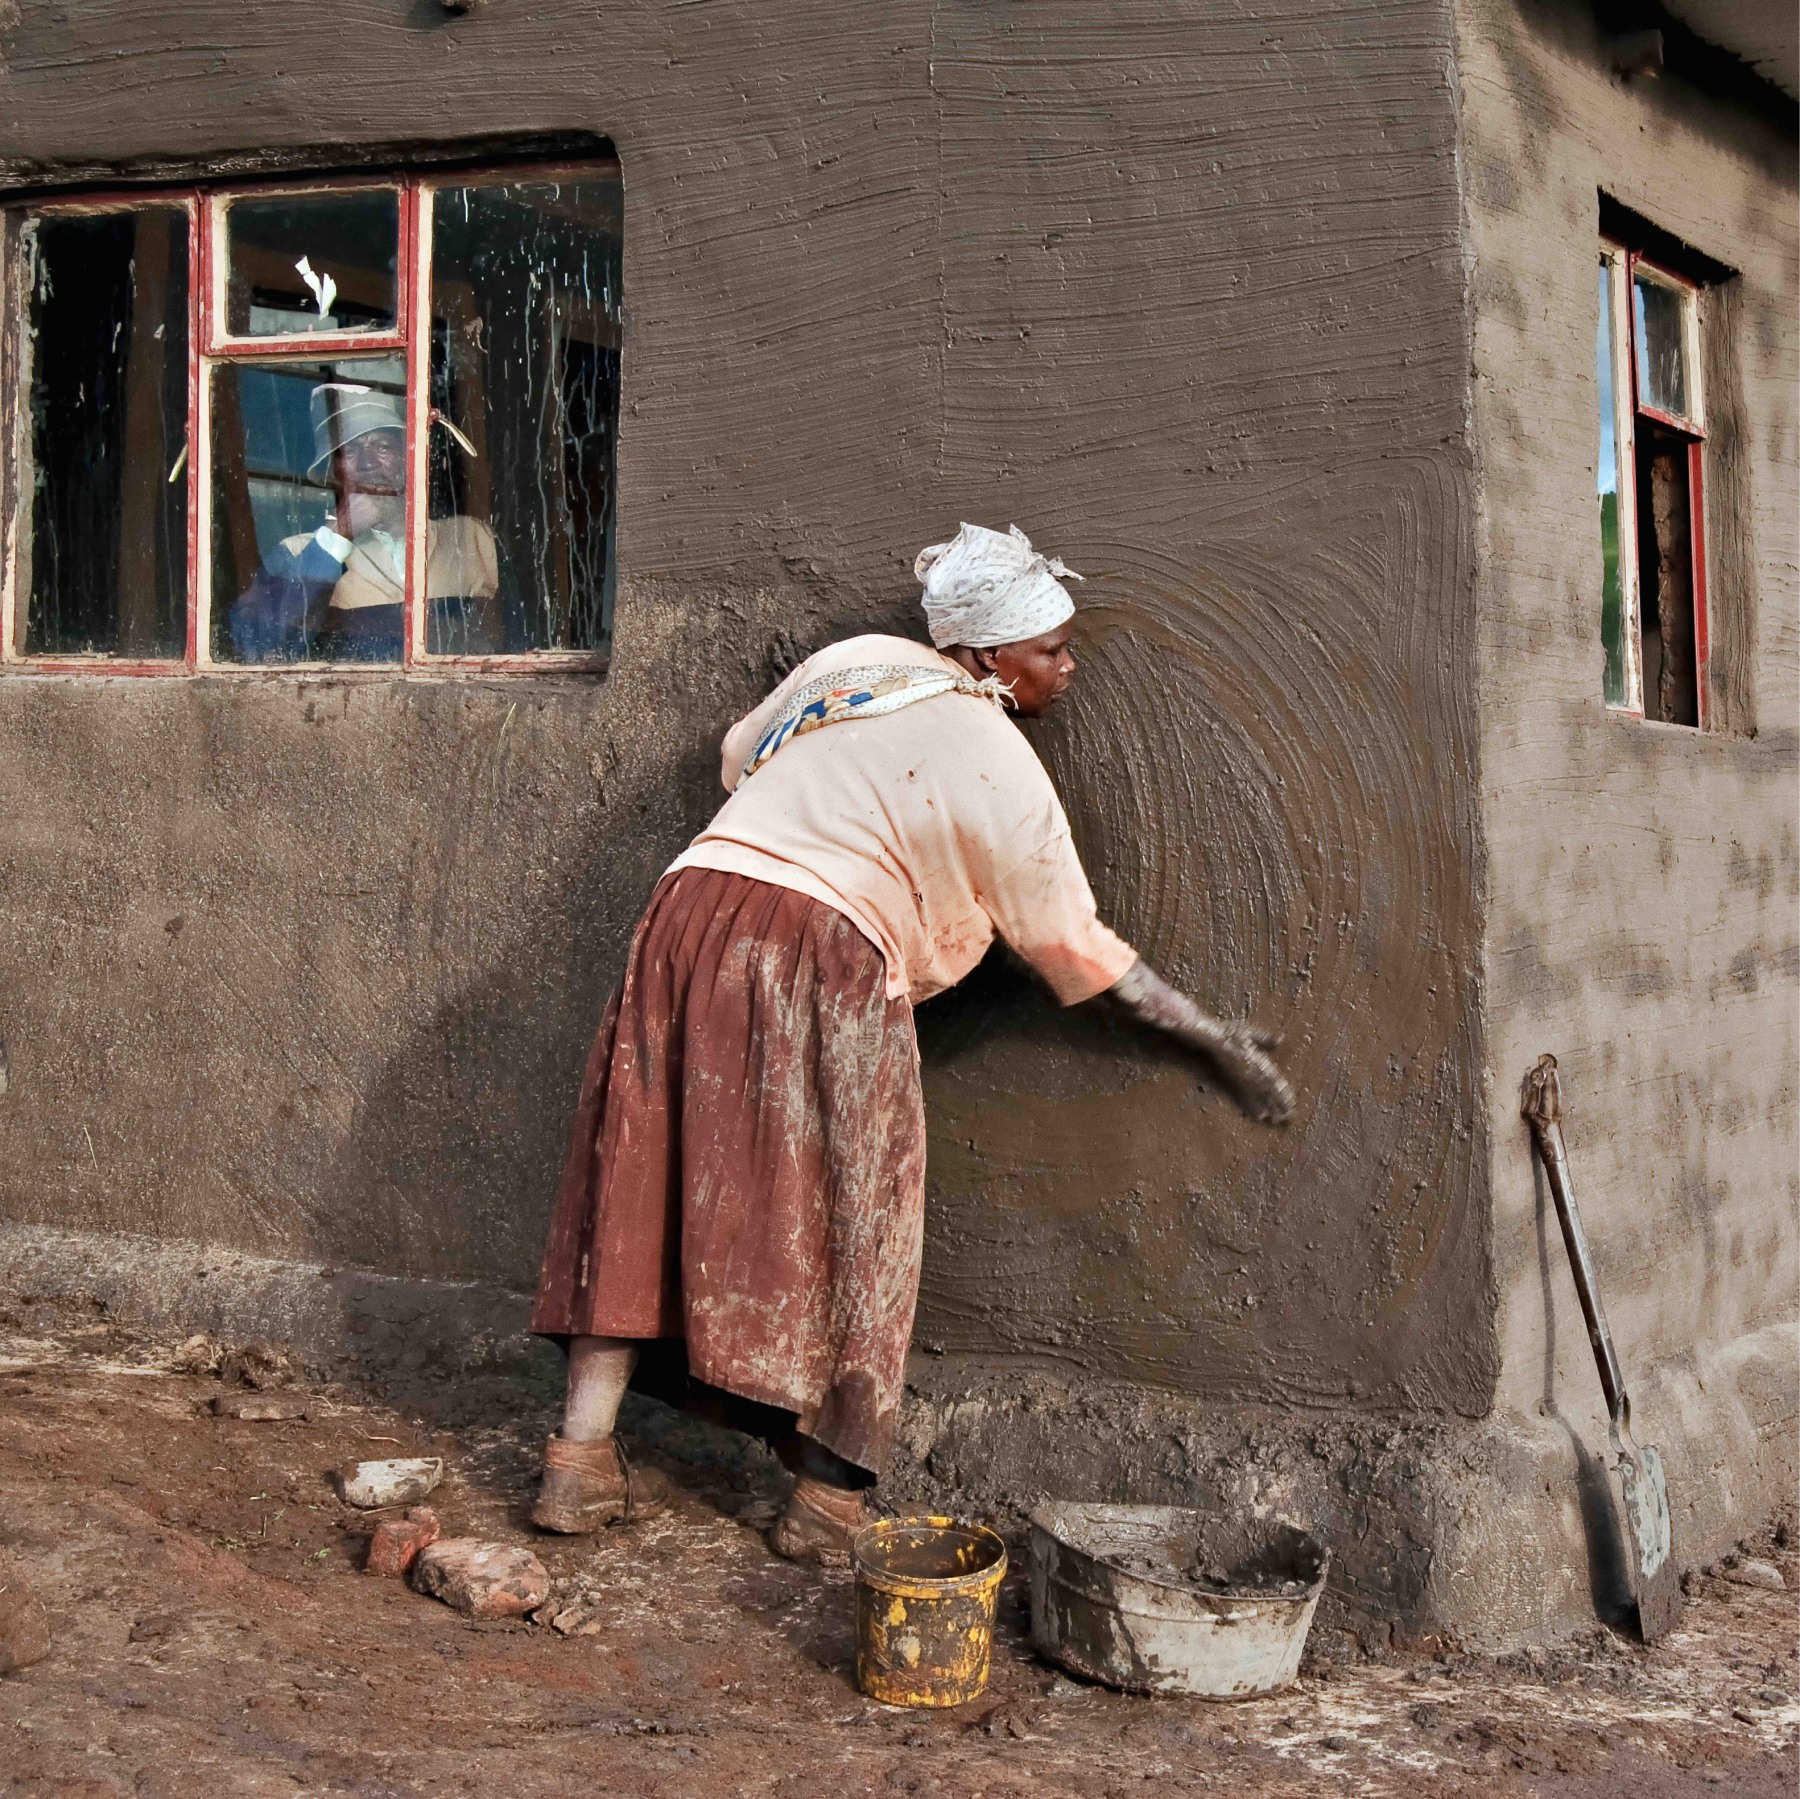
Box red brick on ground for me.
[366,1506,442,1578]
[411,1538,549,1618]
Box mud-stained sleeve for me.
[984,822,1138,1006]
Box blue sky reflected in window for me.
[1597,259,1629,707]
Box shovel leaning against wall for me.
[1521,1053,1683,1642]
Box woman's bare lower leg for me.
[532,1336,668,1533]
[562,1335,638,1442]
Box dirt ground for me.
[1,1318,1794,1799]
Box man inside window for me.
[228,382,499,662]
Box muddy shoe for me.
[529,1433,670,1534]
[770,1475,869,1567]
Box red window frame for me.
[1,162,616,677]
[1601,240,1709,726]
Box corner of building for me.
[1452,0,1800,1644]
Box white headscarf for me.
[915,522,1082,649]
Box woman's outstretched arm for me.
[1103,957,1295,1126]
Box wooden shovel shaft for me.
[1520,1054,1630,1430]
[1529,1114,1629,1427]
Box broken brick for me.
[531,1591,605,1637]
[365,1507,443,1578]
[411,1540,549,1619]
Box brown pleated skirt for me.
[531,867,927,1476]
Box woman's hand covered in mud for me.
[1102,959,1295,1127]
[1199,1022,1295,1126]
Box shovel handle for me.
[1521,1055,1629,1429]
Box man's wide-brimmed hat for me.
[308,382,406,479]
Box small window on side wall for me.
[2,158,621,674]
[1596,239,1707,726]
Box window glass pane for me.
[426,172,623,655]
[213,355,428,665]
[1632,269,1690,419]
[224,190,399,338]
[1597,258,1630,707]
[19,208,189,657]
[1635,425,1701,728]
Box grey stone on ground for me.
[412,1539,550,1619]
[212,1392,310,1421]
[336,1457,443,1509]
[1726,1560,1788,1592]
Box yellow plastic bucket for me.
[852,1515,1008,1708]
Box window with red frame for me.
[2,160,621,673]
[1596,238,1708,726]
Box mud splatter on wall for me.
[0,1,1492,1416]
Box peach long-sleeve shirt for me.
[668,634,1137,1007]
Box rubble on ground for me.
[411,1539,550,1618]
[366,1507,443,1578]
[218,1340,295,1391]
[531,1587,607,1637]
[1724,1558,1788,1592]
[0,1318,1794,1796]
[168,1333,225,1375]
[211,1391,310,1421]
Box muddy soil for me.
[1,1318,1794,1798]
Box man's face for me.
[987,623,1078,717]
[336,427,406,497]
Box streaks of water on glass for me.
[21,208,190,658]
[428,175,623,655]
[1631,270,1690,422]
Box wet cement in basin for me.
[1029,1503,1329,1699]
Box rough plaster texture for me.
[0,1222,558,1401]
[1452,0,1799,1637]
[0,0,1791,1644]
[0,0,1490,1415]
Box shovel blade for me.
[1634,1556,1684,1642]
[1617,1437,1683,1642]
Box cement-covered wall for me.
[1454,0,1799,1635]
[0,7,1490,1438]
